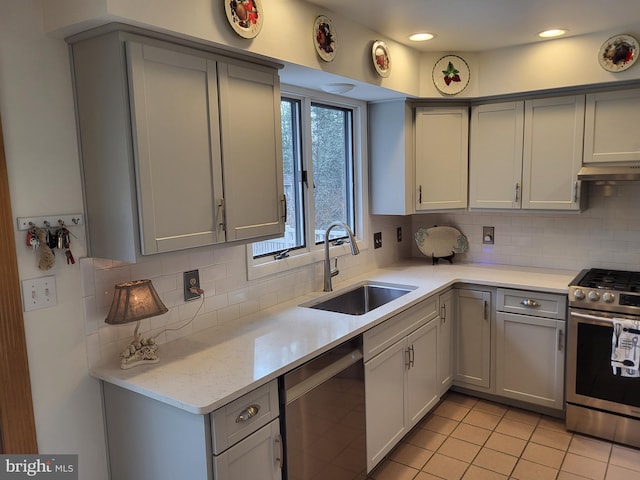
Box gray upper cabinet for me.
[583,88,640,164]
[70,30,284,262]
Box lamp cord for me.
[151,290,205,342]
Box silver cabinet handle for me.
[418,185,422,204]
[217,198,226,230]
[236,404,260,423]
[520,299,540,308]
[274,434,283,470]
[483,300,488,320]
[281,194,287,223]
[441,304,447,322]
[558,328,564,352]
[405,345,415,369]
[574,181,579,203]
[514,182,520,202]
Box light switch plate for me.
[22,276,57,312]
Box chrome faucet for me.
[323,221,360,292]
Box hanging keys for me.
[65,249,75,265]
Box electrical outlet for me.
[483,226,495,245]
[397,227,403,242]
[22,276,57,312]
[374,232,382,249]
[183,270,201,301]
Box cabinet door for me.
[415,106,468,210]
[584,89,640,164]
[406,319,439,429]
[438,290,454,393]
[218,63,285,242]
[364,339,406,472]
[454,289,491,389]
[214,419,282,480]
[496,313,565,410]
[469,102,524,209]
[127,42,225,254]
[522,95,584,211]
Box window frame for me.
[247,85,369,281]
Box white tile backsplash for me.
[412,182,640,271]
[83,183,640,370]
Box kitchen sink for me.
[303,282,417,315]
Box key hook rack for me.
[17,214,83,231]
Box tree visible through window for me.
[252,96,356,258]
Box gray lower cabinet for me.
[495,289,566,410]
[454,288,493,390]
[69,29,284,262]
[102,380,281,480]
[363,297,439,472]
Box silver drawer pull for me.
[520,299,539,308]
[236,404,260,423]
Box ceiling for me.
[304,0,640,52]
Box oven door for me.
[567,308,640,418]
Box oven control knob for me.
[602,292,615,303]
[588,290,600,301]
[573,289,585,300]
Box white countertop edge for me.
[91,262,578,415]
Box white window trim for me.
[246,84,370,281]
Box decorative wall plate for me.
[415,226,468,264]
[371,40,391,77]
[224,0,263,39]
[432,55,470,95]
[313,15,337,62]
[599,34,639,72]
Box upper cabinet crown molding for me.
[70,30,284,262]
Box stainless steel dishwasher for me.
[281,337,366,480]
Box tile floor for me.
[367,393,640,480]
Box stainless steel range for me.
[566,268,640,448]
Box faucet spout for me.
[323,221,359,292]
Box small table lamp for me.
[105,279,168,369]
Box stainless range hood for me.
[577,165,640,181]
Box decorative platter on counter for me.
[432,55,470,95]
[224,0,263,39]
[415,226,468,264]
[313,15,337,62]
[598,34,638,72]
[371,40,391,77]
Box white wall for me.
[0,0,107,476]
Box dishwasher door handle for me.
[285,349,363,404]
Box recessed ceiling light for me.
[409,32,436,42]
[538,29,568,38]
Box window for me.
[249,87,367,276]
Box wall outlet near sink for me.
[483,226,495,245]
[183,270,201,301]
[374,232,382,249]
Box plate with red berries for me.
[225,0,263,39]
[598,34,638,72]
[432,55,470,95]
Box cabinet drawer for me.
[363,297,438,362]
[497,289,566,319]
[211,380,279,454]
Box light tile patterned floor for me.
[367,392,640,480]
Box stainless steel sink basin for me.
[303,282,416,315]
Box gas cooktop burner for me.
[577,269,640,292]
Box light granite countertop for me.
[90,262,578,415]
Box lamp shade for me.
[105,279,168,325]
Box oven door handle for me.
[571,311,615,323]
